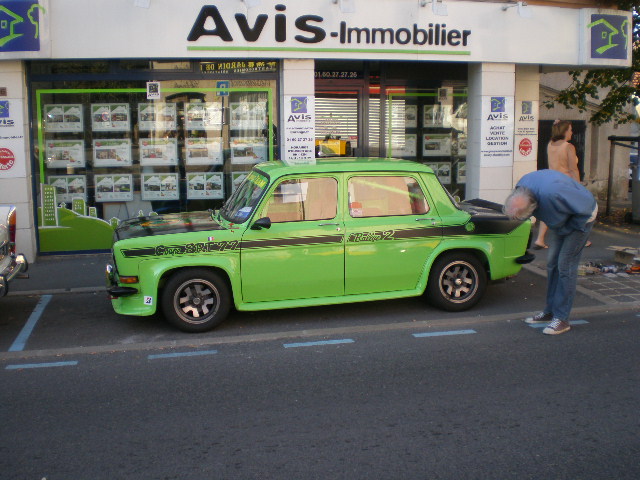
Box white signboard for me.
[480,96,514,167]
[283,95,316,166]
[0,99,26,178]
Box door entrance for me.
[315,86,365,157]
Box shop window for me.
[385,85,467,199]
[262,177,338,223]
[348,176,429,217]
[31,80,277,253]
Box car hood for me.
[115,211,225,241]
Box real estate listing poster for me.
[138,103,177,131]
[91,103,131,132]
[185,137,224,165]
[45,140,86,168]
[230,137,268,164]
[185,102,223,130]
[48,175,87,203]
[44,104,84,132]
[139,138,178,166]
[187,172,224,199]
[94,174,133,202]
[92,139,132,167]
[141,173,179,201]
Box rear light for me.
[119,276,139,284]
[8,207,16,255]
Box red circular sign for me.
[519,138,533,156]
[0,148,15,171]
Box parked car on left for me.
[0,205,29,297]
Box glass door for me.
[315,87,364,157]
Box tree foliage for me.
[545,4,640,125]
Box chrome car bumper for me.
[0,253,29,297]
[105,262,137,298]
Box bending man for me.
[503,169,597,335]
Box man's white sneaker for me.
[543,318,571,335]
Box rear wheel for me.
[161,269,231,333]
[426,252,486,311]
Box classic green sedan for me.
[106,159,532,332]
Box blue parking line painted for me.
[5,361,78,370]
[8,294,53,352]
[413,329,477,338]
[528,320,589,329]
[148,350,218,360]
[284,339,354,348]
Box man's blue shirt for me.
[517,169,596,235]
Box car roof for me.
[254,157,435,178]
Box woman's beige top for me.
[547,140,580,181]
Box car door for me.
[240,174,345,303]
[344,173,442,295]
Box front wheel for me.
[161,269,231,333]
[425,253,487,312]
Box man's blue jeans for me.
[543,222,594,321]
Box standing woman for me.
[534,120,590,248]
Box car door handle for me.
[318,223,340,226]
[416,218,440,226]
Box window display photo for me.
[48,175,87,203]
[187,172,224,199]
[139,138,178,166]
[230,137,268,164]
[44,104,84,132]
[91,103,131,132]
[423,134,452,156]
[138,103,177,131]
[142,173,179,201]
[94,174,134,202]
[45,140,86,169]
[185,102,223,130]
[185,137,224,165]
[92,139,133,167]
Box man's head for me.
[503,186,537,221]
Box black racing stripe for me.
[391,227,442,239]
[242,235,344,249]
[122,247,157,258]
[443,218,523,236]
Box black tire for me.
[161,269,231,333]
[426,252,487,312]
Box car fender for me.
[416,238,500,292]
[113,255,240,316]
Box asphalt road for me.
[1,275,639,479]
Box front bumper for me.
[105,262,138,298]
[0,253,29,297]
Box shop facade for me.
[0,0,632,258]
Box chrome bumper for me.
[105,262,137,298]
[0,253,29,297]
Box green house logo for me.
[0,2,45,52]
[588,14,629,60]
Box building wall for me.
[0,61,36,261]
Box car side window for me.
[261,177,338,223]
[348,175,429,217]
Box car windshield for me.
[219,170,269,224]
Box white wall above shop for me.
[36,0,629,68]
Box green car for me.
[106,158,532,332]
